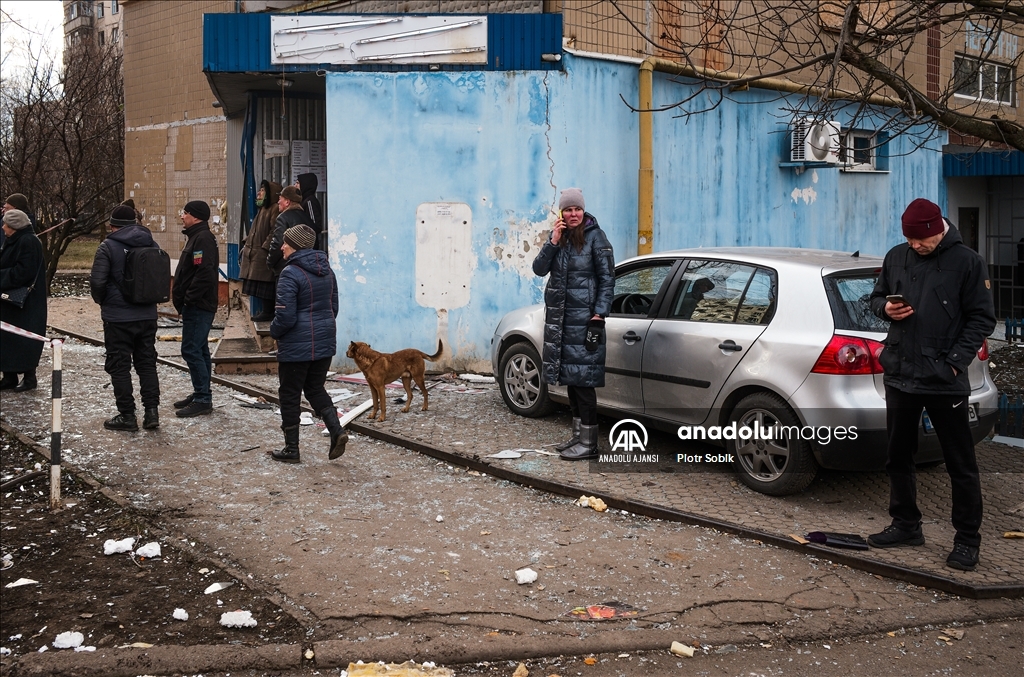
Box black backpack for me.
[120,246,171,305]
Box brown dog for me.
[346,339,443,422]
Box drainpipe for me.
[636,56,900,254]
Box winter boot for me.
[143,407,160,430]
[271,425,301,464]
[320,406,349,460]
[173,394,194,409]
[13,370,37,392]
[554,417,582,452]
[104,412,139,432]
[559,423,599,461]
[0,373,18,390]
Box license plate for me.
[922,404,977,434]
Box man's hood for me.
[297,173,318,199]
[286,248,332,276]
[108,224,156,248]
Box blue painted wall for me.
[325,53,942,369]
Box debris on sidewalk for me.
[1004,531,1024,538]
[805,531,869,550]
[515,567,538,584]
[4,578,38,588]
[134,542,161,558]
[103,537,135,555]
[219,610,257,627]
[52,631,83,649]
[300,412,315,426]
[172,608,189,621]
[512,662,529,677]
[942,627,965,640]
[670,640,695,657]
[347,660,454,676]
[488,450,522,459]
[577,495,607,512]
[567,601,638,619]
[458,373,495,384]
[204,581,234,594]
[436,515,444,522]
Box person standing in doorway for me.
[296,173,324,251]
[172,201,219,418]
[239,180,281,322]
[868,198,996,572]
[90,205,162,431]
[532,188,615,461]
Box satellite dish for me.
[807,124,833,161]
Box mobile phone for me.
[886,294,907,304]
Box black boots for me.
[554,417,581,452]
[320,406,348,460]
[271,425,301,463]
[0,373,18,390]
[104,412,139,432]
[13,371,36,392]
[143,407,160,430]
[559,424,599,461]
[173,394,194,409]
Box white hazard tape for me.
[0,321,51,343]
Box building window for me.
[840,130,889,172]
[96,2,103,18]
[954,54,1016,106]
[111,26,119,43]
[98,30,105,46]
[112,0,118,14]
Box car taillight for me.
[977,339,988,361]
[811,335,886,375]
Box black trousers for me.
[278,357,333,428]
[103,320,159,414]
[884,385,983,547]
[567,386,598,425]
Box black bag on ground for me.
[121,246,171,304]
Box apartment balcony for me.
[65,14,94,34]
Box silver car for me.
[490,248,998,496]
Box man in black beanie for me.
[172,200,219,417]
[90,205,163,431]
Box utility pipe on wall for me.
[636,56,900,254]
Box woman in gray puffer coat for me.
[532,188,615,460]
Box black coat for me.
[532,215,615,387]
[172,221,220,314]
[297,173,323,238]
[0,228,47,372]
[90,224,160,323]
[267,205,313,275]
[869,225,996,396]
[270,248,338,363]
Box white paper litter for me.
[53,631,84,649]
[172,608,189,621]
[230,393,259,404]
[103,537,135,555]
[299,412,315,425]
[73,646,96,652]
[204,581,234,594]
[487,450,522,459]
[5,578,38,588]
[436,515,444,523]
[219,610,257,627]
[515,567,538,585]
[135,542,161,558]
[458,373,495,383]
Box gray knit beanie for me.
[2,209,31,230]
[558,188,585,211]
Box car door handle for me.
[623,331,642,344]
[718,340,743,352]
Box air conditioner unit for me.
[790,118,841,164]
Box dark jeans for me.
[103,320,159,414]
[181,306,215,404]
[567,386,598,426]
[278,357,334,428]
[884,385,983,547]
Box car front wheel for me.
[498,341,554,418]
[727,392,817,496]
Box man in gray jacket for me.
[868,198,996,572]
[90,205,162,431]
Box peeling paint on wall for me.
[334,231,359,254]
[790,186,818,204]
[489,214,552,278]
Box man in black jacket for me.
[267,186,312,275]
[295,173,324,251]
[868,198,996,572]
[172,200,219,418]
[90,206,162,431]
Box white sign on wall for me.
[415,202,474,310]
[271,15,488,66]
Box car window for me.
[609,263,674,316]
[824,272,888,332]
[669,260,773,324]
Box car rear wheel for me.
[727,392,817,496]
[498,342,555,418]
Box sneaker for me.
[867,524,925,548]
[946,543,979,571]
[175,401,212,418]
[143,407,160,430]
[173,394,195,409]
[104,413,139,432]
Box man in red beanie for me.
[867,198,996,571]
